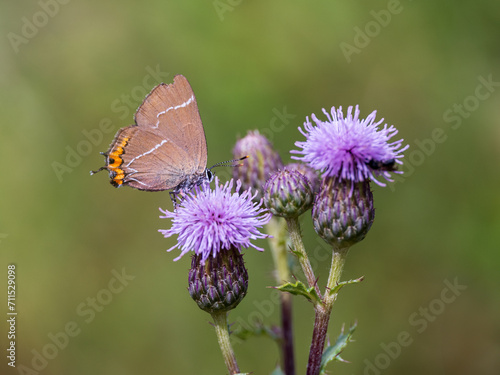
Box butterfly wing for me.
[101,75,208,191]
[135,75,208,177]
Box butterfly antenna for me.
[209,155,249,170]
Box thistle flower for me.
[159,178,271,264]
[291,106,408,186]
[233,130,283,199]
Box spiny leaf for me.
[319,322,357,374]
[329,276,364,296]
[275,280,322,305]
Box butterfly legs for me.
[169,191,187,210]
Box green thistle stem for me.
[266,217,296,375]
[267,217,290,284]
[306,247,349,375]
[211,311,240,375]
[285,217,321,298]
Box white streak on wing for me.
[127,176,147,186]
[125,139,168,167]
[126,167,138,176]
[154,94,195,128]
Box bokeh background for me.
[1,1,499,374]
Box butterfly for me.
[92,75,245,204]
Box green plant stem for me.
[267,217,290,285]
[211,311,240,375]
[306,247,349,375]
[266,217,295,375]
[285,217,322,298]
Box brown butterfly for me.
[92,75,244,203]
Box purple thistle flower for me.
[291,105,409,186]
[159,178,271,264]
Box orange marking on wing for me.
[108,159,121,169]
[112,169,125,183]
[107,137,130,186]
[108,138,129,173]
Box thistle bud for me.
[188,247,248,314]
[264,169,314,218]
[232,130,283,200]
[312,177,375,249]
[285,162,320,194]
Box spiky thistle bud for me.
[232,130,283,200]
[264,169,314,218]
[312,177,375,249]
[284,162,320,194]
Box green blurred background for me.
[1,1,499,374]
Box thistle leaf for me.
[329,276,364,296]
[275,280,322,305]
[319,322,357,374]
